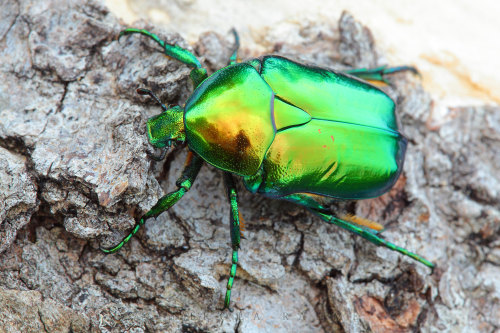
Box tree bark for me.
[0,1,498,332]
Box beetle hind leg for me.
[344,65,419,84]
[311,208,435,270]
[222,172,242,310]
[101,152,203,253]
[280,193,434,269]
[282,193,383,234]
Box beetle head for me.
[146,106,185,148]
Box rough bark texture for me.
[0,0,499,332]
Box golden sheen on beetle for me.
[102,28,435,310]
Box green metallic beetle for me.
[103,28,434,310]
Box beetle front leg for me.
[222,172,241,310]
[311,209,435,270]
[101,152,203,253]
[345,65,419,84]
[119,28,208,86]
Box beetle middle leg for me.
[228,28,240,65]
[345,65,419,84]
[101,152,203,253]
[222,172,242,310]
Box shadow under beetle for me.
[103,28,435,310]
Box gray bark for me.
[0,0,498,332]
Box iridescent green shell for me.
[185,56,406,200]
[244,56,406,199]
[184,63,275,176]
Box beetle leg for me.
[281,193,384,234]
[222,172,241,310]
[228,28,240,65]
[281,193,433,268]
[340,213,384,234]
[311,208,435,270]
[345,65,419,84]
[119,28,208,86]
[101,152,203,253]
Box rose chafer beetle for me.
[103,28,435,310]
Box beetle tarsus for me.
[228,28,240,65]
[382,65,419,76]
[101,154,203,254]
[345,65,420,83]
[101,217,145,253]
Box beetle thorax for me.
[184,64,276,176]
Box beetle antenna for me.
[137,88,168,112]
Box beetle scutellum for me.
[103,28,434,310]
